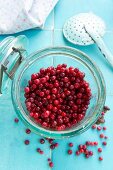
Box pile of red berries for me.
[24,64,91,131]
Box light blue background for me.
[0,0,113,170]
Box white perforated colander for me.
[63,12,113,68]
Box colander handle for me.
[85,27,113,69]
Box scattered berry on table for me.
[24,140,30,145]
[40,138,45,144]
[99,157,103,161]
[102,141,107,146]
[68,150,72,155]
[49,162,54,168]
[69,142,73,147]
[25,129,31,134]
[98,148,102,153]
[100,134,104,138]
[14,118,19,123]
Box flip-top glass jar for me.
[0,35,106,139]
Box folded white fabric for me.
[0,0,59,34]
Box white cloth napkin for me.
[0,0,59,34]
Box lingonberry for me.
[40,138,45,144]
[24,140,30,145]
[68,150,72,155]
[24,87,30,93]
[69,143,73,147]
[39,150,44,154]
[14,118,19,123]
[88,151,93,156]
[85,154,90,158]
[94,142,98,146]
[49,162,54,168]
[99,157,103,161]
[103,106,110,111]
[104,136,108,139]
[92,124,96,129]
[49,139,54,144]
[100,134,104,138]
[54,143,59,147]
[54,100,59,106]
[26,129,31,134]
[86,141,91,146]
[48,158,51,162]
[102,141,107,146]
[103,127,107,130]
[98,148,102,153]
[76,151,80,156]
[82,145,87,150]
[79,145,83,149]
[50,144,55,150]
[97,126,102,131]
[43,111,50,118]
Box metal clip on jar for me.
[0,35,28,94]
[0,35,106,139]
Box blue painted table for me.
[0,0,113,170]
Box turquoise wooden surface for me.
[0,0,113,170]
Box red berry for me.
[54,100,59,106]
[76,151,80,156]
[34,113,39,119]
[82,145,87,150]
[97,126,102,131]
[24,140,30,145]
[48,158,51,162]
[49,139,54,144]
[92,124,96,129]
[14,118,19,123]
[85,154,90,158]
[52,88,57,94]
[86,141,91,146]
[37,148,41,152]
[68,150,72,155]
[78,145,83,149]
[50,144,55,150]
[80,149,84,153]
[54,143,59,147]
[99,157,103,161]
[84,149,89,155]
[90,142,94,146]
[34,79,40,85]
[98,148,102,153]
[100,134,104,138]
[104,136,108,139]
[69,143,73,147]
[43,111,50,118]
[101,112,105,116]
[30,112,34,117]
[102,141,107,146]
[26,129,31,134]
[24,87,30,93]
[88,151,93,156]
[40,150,44,154]
[49,162,54,168]
[103,127,107,130]
[40,138,45,144]
[94,142,98,146]
[103,106,110,111]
